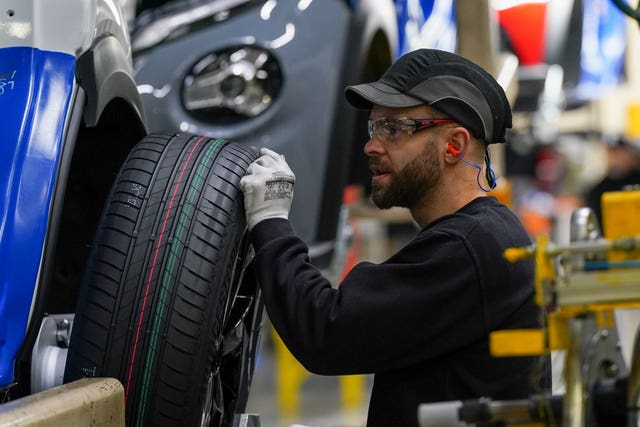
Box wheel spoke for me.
[200,371,214,427]
[209,230,260,425]
[221,233,253,331]
[223,297,251,355]
[211,369,225,426]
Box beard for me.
[370,140,442,210]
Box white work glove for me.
[240,148,295,230]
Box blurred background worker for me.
[240,49,547,427]
[584,135,640,224]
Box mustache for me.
[369,159,389,171]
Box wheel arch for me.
[316,0,397,243]
[44,94,148,311]
[77,34,147,130]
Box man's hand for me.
[240,148,295,230]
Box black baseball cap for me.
[345,49,512,144]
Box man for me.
[240,49,545,427]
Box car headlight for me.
[182,46,283,124]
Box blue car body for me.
[0,47,76,387]
[0,0,146,391]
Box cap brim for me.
[345,81,424,109]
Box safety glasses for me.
[367,117,457,143]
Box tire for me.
[64,132,263,427]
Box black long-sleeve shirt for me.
[250,196,544,426]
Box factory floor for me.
[245,330,373,427]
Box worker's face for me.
[364,104,444,209]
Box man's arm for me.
[250,218,487,376]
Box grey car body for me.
[131,0,400,256]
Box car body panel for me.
[0,0,141,389]
[0,0,133,58]
[134,0,353,242]
[0,0,95,55]
[0,47,76,387]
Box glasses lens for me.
[368,118,406,141]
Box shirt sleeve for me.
[250,218,488,375]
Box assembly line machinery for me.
[419,189,640,426]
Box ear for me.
[444,126,471,163]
